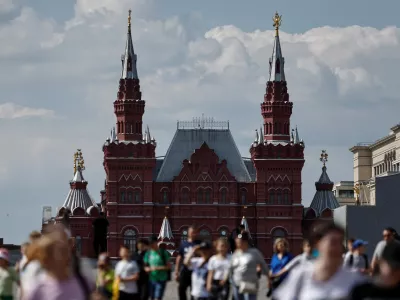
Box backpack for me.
[348,253,368,269]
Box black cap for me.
[382,242,400,269]
[199,241,212,250]
[148,235,158,244]
[237,231,250,241]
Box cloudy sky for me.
[1,0,399,243]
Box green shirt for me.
[96,268,115,292]
[143,249,170,282]
[0,267,18,296]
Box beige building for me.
[350,123,400,205]
[333,181,355,206]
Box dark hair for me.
[311,222,345,245]
[302,239,310,246]
[137,238,149,246]
[348,238,355,243]
[384,227,400,241]
[188,224,198,230]
[239,225,245,230]
[120,245,130,251]
[100,212,104,216]
[148,235,158,244]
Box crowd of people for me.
[0,222,400,299]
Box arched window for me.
[123,229,137,253]
[269,190,275,204]
[276,190,282,205]
[272,228,286,244]
[162,190,169,204]
[205,189,211,204]
[120,191,125,203]
[197,189,203,204]
[127,191,133,203]
[220,189,227,204]
[181,188,189,204]
[199,229,211,241]
[241,189,247,204]
[181,229,188,242]
[75,236,82,255]
[134,190,141,203]
[283,190,289,204]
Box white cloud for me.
[1,2,400,242]
[0,0,14,14]
[0,103,54,119]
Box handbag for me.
[238,281,258,294]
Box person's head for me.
[137,238,149,252]
[30,230,71,278]
[29,231,42,243]
[383,227,397,242]
[188,225,198,240]
[0,248,10,268]
[98,252,111,269]
[274,238,289,254]
[119,245,130,259]
[311,222,345,262]
[148,235,159,250]
[239,225,246,233]
[21,242,30,255]
[352,239,368,254]
[302,239,311,255]
[197,241,213,259]
[379,242,400,285]
[347,238,355,252]
[214,238,229,256]
[235,231,250,251]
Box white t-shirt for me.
[115,260,139,294]
[208,255,230,280]
[190,257,209,298]
[273,262,367,300]
[283,253,313,272]
[20,260,43,292]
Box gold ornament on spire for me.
[128,9,132,31]
[272,11,282,37]
[73,149,85,175]
[320,150,328,167]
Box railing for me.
[177,116,229,130]
[356,142,373,146]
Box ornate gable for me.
[173,142,236,182]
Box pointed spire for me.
[110,127,117,142]
[258,125,263,144]
[294,126,300,144]
[269,12,285,82]
[290,130,294,143]
[254,129,259,143]
[158,216,174,240]
[121,9,138,80]
[145,125,151,143]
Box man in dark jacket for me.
[92,212,109,257]
[132,238,150,300]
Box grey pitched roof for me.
[153,159,164,180]
[243,158,256,181]
[156,129,252,182]
[309,166,340,216]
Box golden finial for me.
[128,9,132,29]
[272,11,282,37]
[320,150,328,167]
[73,149,85,175]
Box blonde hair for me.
[273,238,289,253]
[213,238,229,248]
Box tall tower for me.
[103,10,156,257]
[250,12,305,251]
[115,9,144,141]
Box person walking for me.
[343,240,369,274]
[0,248,19,300]
[132,238,150,300]
[115,246,140,300]
[207,238,231,300]
[370,227,400,275]
[144,235,171,300]
[184,241,213,300]
[269,238,293,293]
[96,253,114,299]
[230,231,269,300]
[174,225,200,300]
[273,222,367,300]
[349,241,400,299]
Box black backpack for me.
[348,253,368,269]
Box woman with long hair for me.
[273,222,368,300]
[207,238,231,300]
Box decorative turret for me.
[308,150,340,217]
[62,149,98,214]
[114,9,145,142]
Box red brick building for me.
[48,12,338,259]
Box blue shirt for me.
[270,252,293,279]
